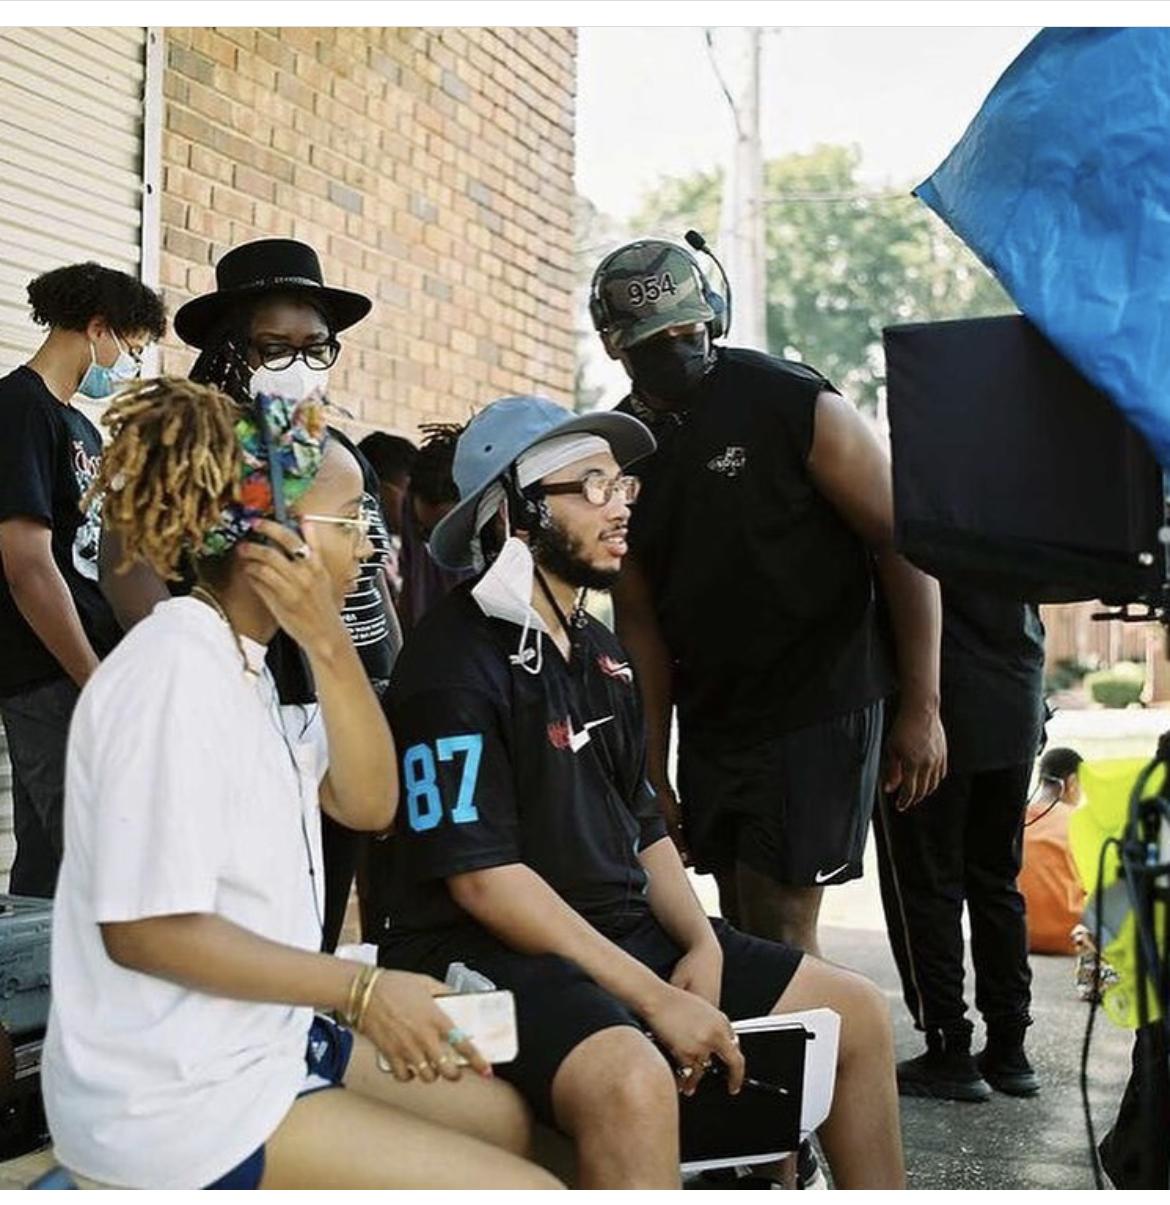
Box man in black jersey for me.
[590,239,947,959]
[372,395,905,1190]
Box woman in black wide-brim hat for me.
[96,240,398,951]
[99,238,373,631]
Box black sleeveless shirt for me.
[617,347,894,751]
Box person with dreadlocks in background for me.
[397,422,476,633]
[42,375,558,1191]
[98,239,401,952]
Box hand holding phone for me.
[374,989,518,1075]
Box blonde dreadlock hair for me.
[84,377,242,581]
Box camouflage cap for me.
[592,240,714,350]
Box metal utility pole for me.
[706,27,768,352]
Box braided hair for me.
[84,378,241,582]
[187,313,257,406]
[411,422,465,506]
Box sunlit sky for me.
[576,26,1038,220]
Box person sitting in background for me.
[0,262,165,898]
[357,431,418,602]
[397,422,475,632]
[42,377,556,1191]
[1020,746,1086,956]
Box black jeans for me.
[0,676,79,899]
[874,762,1033,1040]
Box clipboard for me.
[679,1007,840,1174]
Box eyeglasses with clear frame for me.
[539,472,641,508]
[300,505,374,543]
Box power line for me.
[703,28,744,141]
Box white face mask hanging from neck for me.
[470,433,610,675]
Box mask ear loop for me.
[497,492,543,676]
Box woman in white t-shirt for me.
[42,377,558,1190]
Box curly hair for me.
[27,262,166,338]
[411,422,464,506]
[84,377,242,581]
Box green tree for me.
[631,144,1012,412]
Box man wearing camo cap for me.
[591,238,947,963]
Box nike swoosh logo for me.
[568,715,615,752]
[814,862,850,884]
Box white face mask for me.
[471,536,548,675]
[249,360,328,403]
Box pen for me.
[742,1075,789,1097]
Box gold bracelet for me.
[354,967,384,1034]
[343,964,371,1028]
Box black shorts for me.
[379,913,802,1126]
[678,700,883,888]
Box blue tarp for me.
[916,28,1170,468]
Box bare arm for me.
[98,523,170,631]
[0,517,100,686]
[807,390,946,808]
[238,519,397,833]
[640,835,716,953]
[312,628,398,831]
[101,913,489,1080]
[103,912,356,1008]
[450,862,666,1012]
[448,862,743,1088]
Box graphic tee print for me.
[0,367,121,694]
[70,436,103,582]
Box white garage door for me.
[0,26,157,890]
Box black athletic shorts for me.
[677,700,884,888]
[379,912,802,1126]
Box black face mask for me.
[627,331,713,401]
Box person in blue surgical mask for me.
[0,261,165,897]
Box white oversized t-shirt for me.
[42,597,329,1189]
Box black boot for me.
[977,1022,1040,1097]
[897,1028,992,1102]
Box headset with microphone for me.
[588,231,733,342]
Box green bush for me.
[1045,656,1094,693]
[1084,661,1146,708]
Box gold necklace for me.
[190,586,259,681]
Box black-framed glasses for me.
[539,473,641,507]
[251,339,340,371]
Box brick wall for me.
[158,27,577,437]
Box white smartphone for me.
[438,989,518,1065]
[375,989,518,1072]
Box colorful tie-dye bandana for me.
[201,392,327,557]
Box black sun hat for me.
[173,238,372,349]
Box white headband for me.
[473,433,612,536]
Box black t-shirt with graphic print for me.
[615,346,895,751]
[366,583,668,943]
[0,366,122,695]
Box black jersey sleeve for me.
[390,686,521,880]
[634,778,669,849]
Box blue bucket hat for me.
[428,395,656,571]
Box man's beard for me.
[531,514,621,591]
